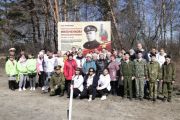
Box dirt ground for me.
[0,61,180,120]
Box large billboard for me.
[58,21,111,52]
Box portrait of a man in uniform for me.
[83,25,100,49]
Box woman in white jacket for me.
[71,68,84,98]
[97,68,111,100]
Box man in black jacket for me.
[96,53,108,76]
[135,43,149,62]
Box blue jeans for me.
[44,72,53,90]
[19,74,27,88]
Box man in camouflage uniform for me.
[147,54,161,101]
[134,51,147,101]
[161,55,176,102]
[121,53,134,100]
[50,65,65,96]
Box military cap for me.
[84,25,97,33]
[136,50,143,54]
[9,48,16,51]
[124,52,130,56]
[54,65,62,70]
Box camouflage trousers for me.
[50,85,64,96]
[157,81,163,97]
[124,77,132,98]
[135,77,144,98]
[149,82,157,99]
[162,82,173,100]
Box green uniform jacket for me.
[26,58,37,74]
[147,61,161,82]
[50,72,65,90]
[121,60,134,77]
[17,61,28,75]
[5,60,18,76]
[162,62,176,82]
[134,59,147,77]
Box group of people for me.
[5,43,176,102]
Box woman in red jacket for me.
[63,54,77,97]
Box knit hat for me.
[39,51,44,56]
[86,54,92,58]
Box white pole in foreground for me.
[68,80,74,120]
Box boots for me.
[8,81,11,89]
[162,97,167,102]
[59,92,64,97]
[11,81,15,91]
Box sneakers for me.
[88,98,92,102]
[19,88,22,91]
[42,86,45,91]
[23,87,26,91]
[101,95,107,101]
[32,87,35,91]
[88,95,92,102]
[19,87,26,91]
[30,87,33,91]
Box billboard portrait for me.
[58,21,111,52]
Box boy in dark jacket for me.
[161,55,176,102]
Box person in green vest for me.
[17,54,28,91]
[121,52,135,100]
[5,55,18,91]
[26,54,37,91]
[50,65,65,96]
[147,54,161,101]
[161,55,176,102]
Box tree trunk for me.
[108,0,123,49]
[53,19,58,51]
[178,32,180,56]
[34,13,41,43]
[63,0,68,21]
[170,0,174,46]
[44,0,50,49]
[30,14,37,43]
[162,0,167,48]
